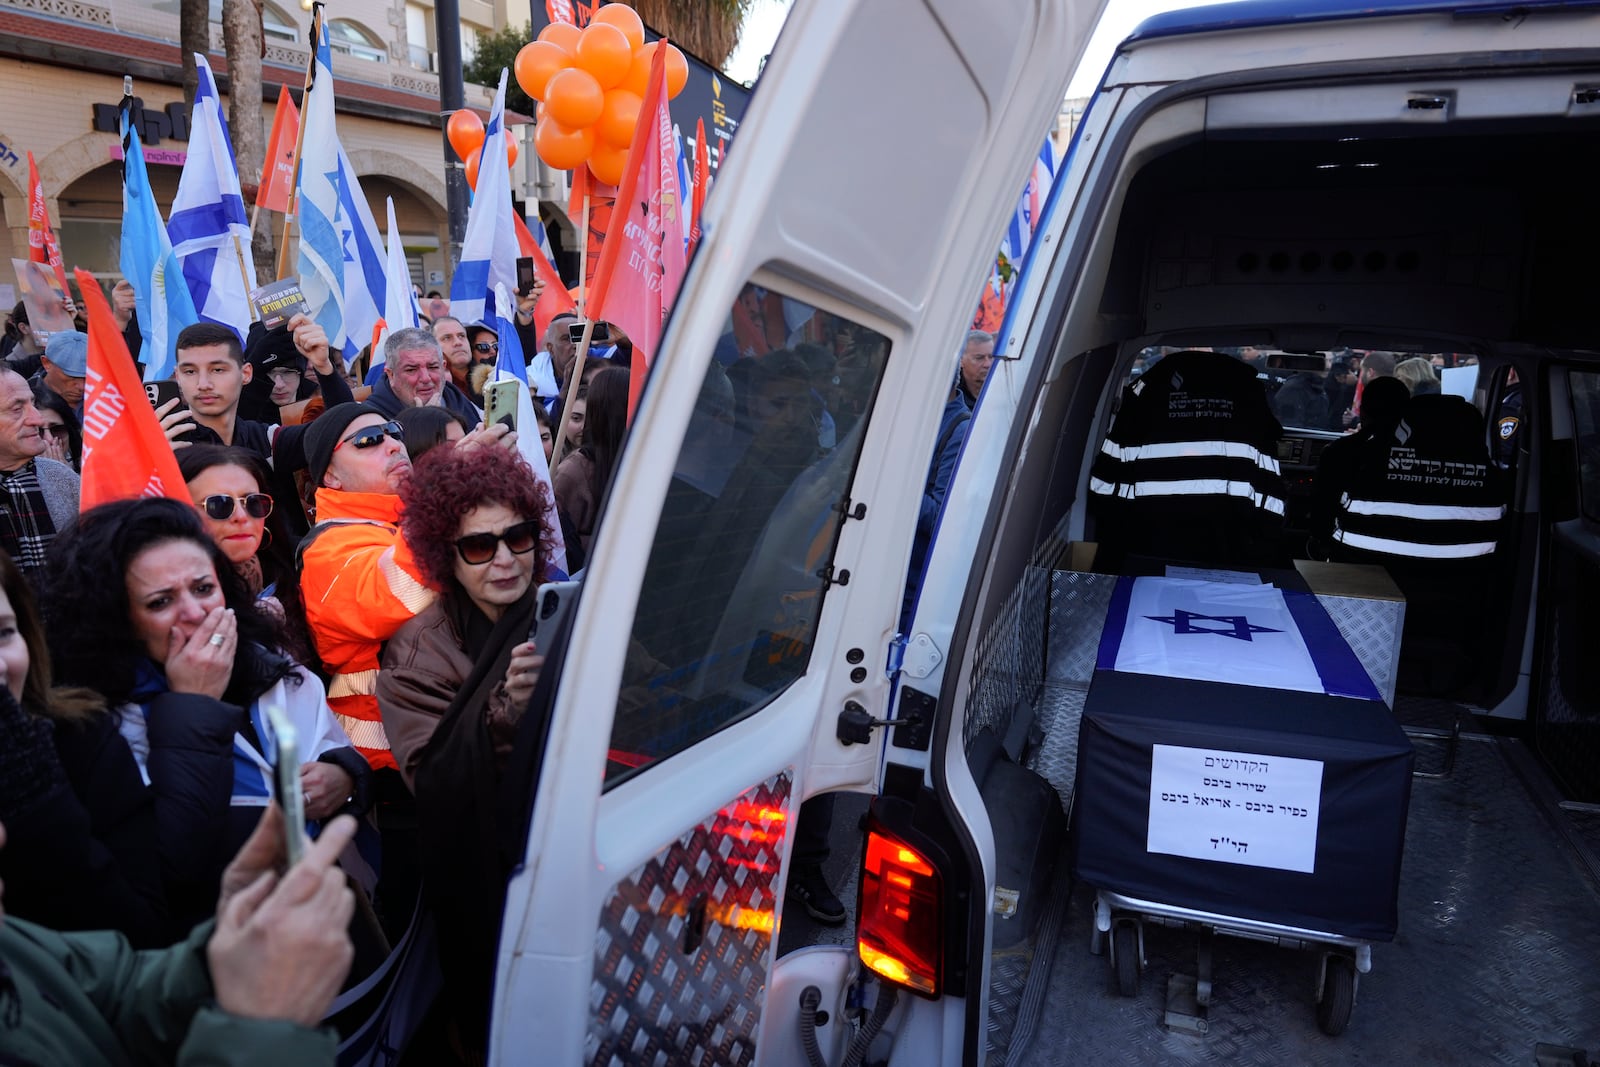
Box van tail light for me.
[857,819,943,997]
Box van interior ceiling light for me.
[857,824,942,997]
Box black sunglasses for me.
[454,519,540,566]
[202,493,273,521]
[473,341,499,353]
[335,421,404,453]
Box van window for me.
[1126,346,1474,432]
[604,286,890,787]
[1570,369,1600,521]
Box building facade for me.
[0,0,533,304]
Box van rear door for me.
[490,0,1102,1061]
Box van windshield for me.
[1129,346,1479,433]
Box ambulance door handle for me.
[681,892,709,956]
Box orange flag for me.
[257,86,301,213]
[26,153,72,299]
[687,117,708,261]
[588,40,687,416]
[512,213,577,339]
[77,269,188,508]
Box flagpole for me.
[577,189,589,318]
[276,4,321,281]
[232,233,259,322]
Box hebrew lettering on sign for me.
[1148,744,1324,873]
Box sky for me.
[725,0,1245,93]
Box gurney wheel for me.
[1316,956,1355,1036]
[1112,922,1140,997]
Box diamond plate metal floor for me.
[1014,737,1600,1064]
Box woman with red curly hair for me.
[376,445,554,790]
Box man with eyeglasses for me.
[0,365,77,587]
[369,327,482,424]
[296,402,431,772]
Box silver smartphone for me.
[531,579,580,645]
[483,377,520,432]
[262,693,307,867]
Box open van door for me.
[490,1,1101,1062]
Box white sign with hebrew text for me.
[1147,744,1323,873]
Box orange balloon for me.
[446,109,485,160]
[590,3,645,50]
[515,40,572,101]
[621,41,655,97]
[506,139,519,168]
[595,89,642,148]
[587,144,628,187]
[535,116,595,171]
[537,21,581,53]
[464,147,482,188]
[663,43,688,99]
[575,23,631,91]
[544,67,605,129]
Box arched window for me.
[201,0,298,41]
[328,18,388,63]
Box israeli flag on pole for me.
[1097,577,1380,700]
[490,281,568,577]
[373,196,418,377]
[335,145,386,362]
[120,111,199,381]
[297,19,347,364]
[168,55,256,341]
[449,71,518,328]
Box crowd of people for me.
[0,272,902,1062]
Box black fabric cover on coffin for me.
[1069,670,1414,941]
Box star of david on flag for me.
[1098,577,1379,699]
[1144,609,1282,642]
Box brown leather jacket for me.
[374,599,520,791]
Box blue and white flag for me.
[673,124,692,247]
[297,18,348,363]
[1097,577,1379,701]
[490,282,567,578]
[120,110,199,381]
[373,196,418,376]
[335,144,386,362]
[449,71,518,328]
[168,55,256,340]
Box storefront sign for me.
[108,144,187,167]
[92,99,191,145]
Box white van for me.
[489,1,1600,1063]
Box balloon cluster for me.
[514,5,687,186]
[445,108,516,189]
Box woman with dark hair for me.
[0,547,177,944]
[177,445,293,601]
[552,364,629,557]
[528,400,555,466]
[44,498,371,931]
[377,445,552,788]
[31,382,82,471]
[394,404,471,461]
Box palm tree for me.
[632,0,754,70]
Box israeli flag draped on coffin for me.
[1101,578,1380,700]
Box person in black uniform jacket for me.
[1308,376,1409,558]
[1328,393,1505,693]
[1090,350,1287,571]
